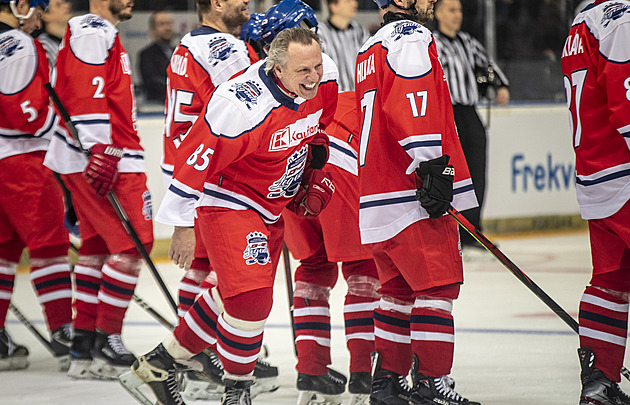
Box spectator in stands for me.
[138,10,174,104]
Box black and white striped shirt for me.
[433,30,509,106]
[318,20,370,92]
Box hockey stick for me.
[448,206,630,381]
[8,303,56,356]
[44,83,178,316]
[68,243,176,331]
[282,244,298,356]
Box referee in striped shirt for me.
[317,0,370,91]
[433,0,509,250]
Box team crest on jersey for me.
[0,36,23,62]
[601,2,630,27]
[142,191,152,220]
[229,80,263,110]
[243,231,270,265]
[267,146,308,199]
[80,15,108,31]
[391,22,421,40]
[208,37,237,67]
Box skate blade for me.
[182,375,222,400]
[119,370,155,405]
[297,390,343,405]
[67,359,93,379]
[89,357,131,380]
[56,354,70,372]
[251,376,280,398]
[0,356,28,371]
[349,393,369,405]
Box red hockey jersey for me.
[161,26,257,182]
[561,0,630,220]
[44,14,144,174]
[0,26,58,161]
[155,57,339,227]
[354,19,477,244]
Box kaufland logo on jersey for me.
[601,3,630,27]
[269,111,323,152]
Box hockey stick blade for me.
[44,83,178,315]
[448,206,630,381]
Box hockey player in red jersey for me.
[283,91,379,405]
[0,0,73,372]
[119,27,338,405]
[561,2,630,404]
[159,0,282,399]
[354,0,480,404]
[43,0,154,380]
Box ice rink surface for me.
[3,230,628,405]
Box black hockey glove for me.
[415,155,454,219]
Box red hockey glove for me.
[286,168,335,218]
[306,128,330,170]
[415,155,454,219]
[83,144,123,198]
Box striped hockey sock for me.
[96,255,140,334]
[344,294,378,373]
[174,289,220,353]
[216,313,263,376]
[177,267,210,320]
[29,256,72,331]
[73,256,106,332]
[579,286,629,382]
[410,297,455,377]
[0,261,16,328]
[294,296,331,375]
[373,299,412,376]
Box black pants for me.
[452,104,487,246]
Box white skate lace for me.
[255,358,272,370]
[434,375,464,401]
[224,385,251,405]
[397,375,412,394]
[167,365,186,405]
[107,334,132,355]
[328,371,345,385]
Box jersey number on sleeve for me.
[186,143,214,171]
[166,89,197,148]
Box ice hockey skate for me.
[119,343,187,405]
[252,356,280,397]
[181,349,223,400]
[67,329,95,379]
[579,348,630,405]
[407,353,480,404]
[89,329,136,380]
[221,374,255,405]
[348,372,371,405]
[369,353,412,405]
[50,322,73,372]
[296,368,346,405]
[0,328,28,371]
